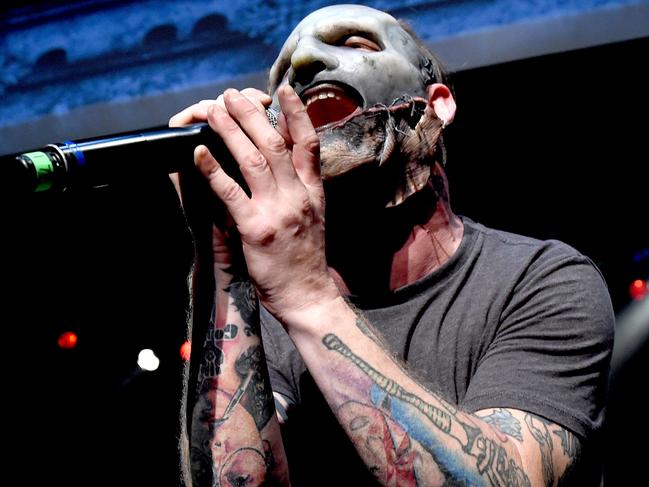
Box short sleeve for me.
[260,306,305,408]
[460,243,615,441]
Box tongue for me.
[306,94,360,129]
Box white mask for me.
[269,5,444,207]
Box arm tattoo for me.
[196,324,238,395]
[323,333,531,486]
[553,429,577,460]
[477,409,524,442]
[235,345,275,430]
[524,414,554,486]
[554,428,580,486]
[188,270,277,486]
[225,278,259,329]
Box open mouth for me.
[300,82,363,129]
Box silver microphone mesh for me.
[265,107,279,129]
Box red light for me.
[58,331,78,350]
[629,279,648,301]
[180,340,191,361]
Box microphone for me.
[1,107,280,194]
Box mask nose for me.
[289,37,339,86]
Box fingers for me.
[194,145,252,223]
[206,100,277,199]
[239,88,272,113]
[205,90,288,199]
[169,88,275,201]
[175,87,320,206]
[221,89,298,190]
[169,100,213,127]
[168,88,271,127]
[277,85,322,188]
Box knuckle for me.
[207,102,220,116]
[219,180,240,202]
[245,151,268,170]
[295,192,312,214]
[293,104,308,116]
[265,133,287,157]
[302,133,321,156]
[215,112,239,133]
[279,196,312,229]
[253,225,277,246]
[191,109,207,122]
[280,214,310,239]
[239,102,259,117]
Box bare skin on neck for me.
[389,164,463,291]
[325,162,464,297]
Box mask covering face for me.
[317,96,443,207]
[269,5,443,207]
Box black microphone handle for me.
[1,107,279,194]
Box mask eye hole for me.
[341,35,381,52]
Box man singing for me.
[169,5,613,486]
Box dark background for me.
[2,36,647,485]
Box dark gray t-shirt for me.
[261,217,614,485]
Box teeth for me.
[305,91,341,106]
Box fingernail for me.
[195,145,208,162]
[225,88,241,100]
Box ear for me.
[426,83,456,125]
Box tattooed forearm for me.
[477,408,523,442]
[351,314,458,416]
[323,333,530,486]
[525,414,554,486]
[190,379,271,487]
[553,429,578,460]
[186,272,286,487]
[323,334,455,432]
[235,345,275,430]
[196,324,239,395]
[554,428,581,486]
[226,277,261,339]
[225,278,259,327]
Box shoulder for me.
[462,216,614,341]
[465,217,583,257]
[463,217,606,281]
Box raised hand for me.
[194,85,340,323]
[168,88,272,268]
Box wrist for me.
[281,292,352,341]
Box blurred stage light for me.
[630,279,648,301]
[180,340,191,362]
[137,349,160,371]
[57,331,78,349]
[611,295,649,378]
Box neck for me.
[325,165,463,297]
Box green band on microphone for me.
[23,151,55,192]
